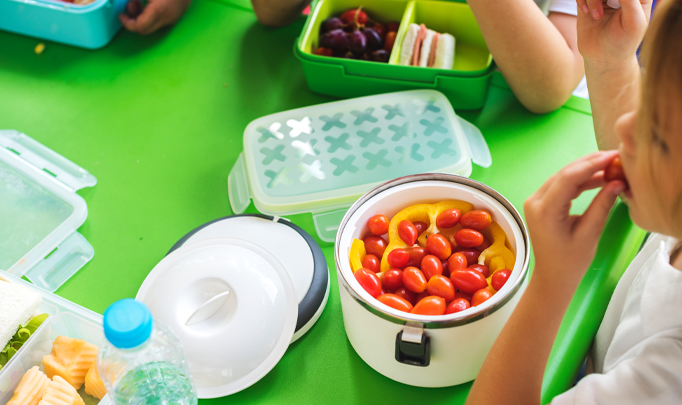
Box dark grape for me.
[349,30,367,56]
[367,21,385,39]
[342,51,358,59]
[364,28,382,50]
[320,29,349,52]
[321,17,344,34]
[369,49,389,63]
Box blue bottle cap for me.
[103,299,153,349]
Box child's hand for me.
[524,151,626,287]
[119,0,191,35]
[577,0,652,66]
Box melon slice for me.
[84,360,107,399]
[7,366,50,405]
[38,375,85,405]
[42,336,98,390]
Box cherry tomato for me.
[340,8,368,25]
[491,269,512,291]
[413,221,428,235]
[450,269,488,293]
[405,247,427,267]
[460,210,492,231]
[361,254,380,272]
[367,214,389,235]
[455,229,484,248]
[411,296,446,316]
[364,235,387,258]
[368,21,386,39]
[442,259,450,278]
[427,275,455,302]
[426,234,451,260]
[386,21,400,32]
[377,293,413,312]
[468,264,490,278]
[456,248,481,266]
[472,288,493,306]
[416,291,429,303]
[421,255,443,280]
[394,287,417,305]
[387,248,409,268]
[436,208,461,228]
[354,268,382,297]
[445,298,470,314]
[475,238,492,252]
[604,155,628,184]
[382,268,404,291]
[314,47,333,57]
[402,266,427,293]
[398,220,418,246]
[447,252,468,271]
[455,291,473,301]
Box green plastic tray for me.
[295,0,495,110]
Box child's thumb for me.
[577,181,625,240]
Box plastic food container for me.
[295,0,494,110]
[0,0,126,49]
[0,271,111,404]
[228,90,491,242]
[335,174,530,387]
[0,130,96,292]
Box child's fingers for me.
[576,180,625,240]
[586,0,605,19]
[576,0,590,15]
[619,0,650,31]
[573,172,607,198]
[121,1,162,34]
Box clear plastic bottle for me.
[98,299,198,405]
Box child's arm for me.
[577,0,652,150]
[466,0,584,114]
[466,151,626,405]
[251,0,311,27]
[119,0,191,35]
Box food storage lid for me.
[135,216,325,398]
[0,130,96,292]
[228,90,491,242]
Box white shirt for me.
[546,0,589,99]
[552,234,682,404]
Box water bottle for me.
[98,299,198,405]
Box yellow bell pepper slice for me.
[349,239,366,273]
[478,222,516,270]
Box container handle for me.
[228,153,252,214]
[313,209,349,243]
[456,118,492,168]
[395,323,430,367]
[24,232,95,292]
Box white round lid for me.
[136,237,298,398]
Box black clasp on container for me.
[395,331,430,367]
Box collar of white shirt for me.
[641,237,682,336]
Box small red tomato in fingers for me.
[427,275,455,302]
[468,264,490,278]
[472,288,493,306]
[450,269,488,293]
[377,293,413,312]
[387,248,409,268]
[447,252,468,271]
[364,235,387,258]
[460,210,492,231]
[455,229,484,248]
[403,267,427,293]
[361,254,380,272]
[421,255,443,280]
[427,234,451,260]
[436,208,461,228]
[604,156,629,187]
[491,269,512,291]
[394,287,417,305]
[398,220,419,246]
[382,268,404,291]
[445,298,470,314]
[456,248,481,266]
[355,268,382,297]
[413,221,428,235]
[405,247,427,267]
[411,296,446,315]
[367,214,389,235]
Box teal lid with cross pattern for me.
[228,90,491,242]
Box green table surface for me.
[0,0,645,403]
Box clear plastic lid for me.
[228,90,491,242]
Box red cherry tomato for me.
[468,264,490,278]
[340,8,368,25]
[456,248,481,266]
[491,269,512,291]
[427,275,455,302]
[450,269,488,293]
[398,220,418,246]
[394,287,417,305]
[386,21,400,32]
[383,31,396,51]
[364,235,387,258]
[377,293,413,312]
[604,156,628,184]
[445,298,470,314]
[405,247,427,267]
[436,208,461,228]
[354,268,382,297]
[460,210,492,231]
[455,291,473,301]
[382,268,404,291]
[413,221,428,235]
[361,254,380,272]
[426,234,451,260]
[447,252,468,271]
[421,255,443,280]
[367,214,389,235]
[387,248,409,268]
[314,47,334,57]
[455,229,484,248]
[416,291,429,303]
[402,267,427,293]
[411,296,446,316]
[472,288,493,306]
[369,21,386,39]
[442,259,450,278]
[475,238,492,252]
